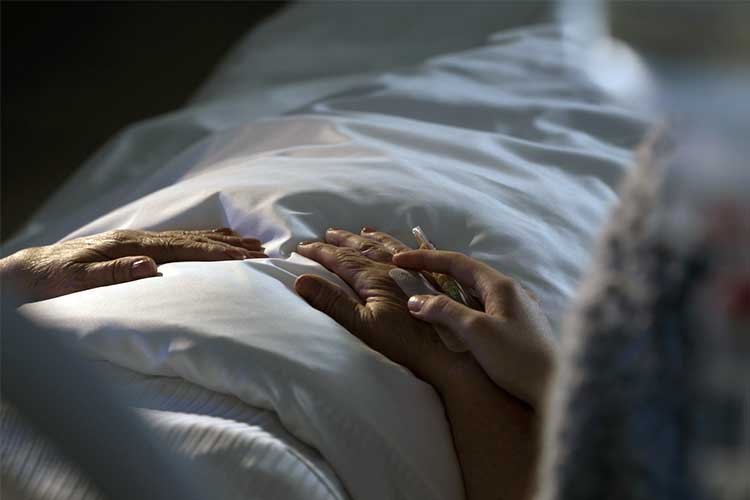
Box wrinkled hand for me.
[0,228,266,304]
[294,227,462,388]
[393,249,557,409]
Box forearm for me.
[436,357,540,500]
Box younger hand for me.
[393,249,557,409]
[1,228,266,304]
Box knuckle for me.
[113,260,130,282]
[163,237,186,249]
[494,277,518,296]
[359,244,390,261]
[69,263,92,287]
[369,231,390,242]
[358,240,379,252]
[336,247,363,264]
[105,229,128,241]
[200,242,221,253]
[157,237,176,250]
[427,294,453,314]
[337,246,359,256]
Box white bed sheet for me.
[6,1,554,255]
[13,16,654,500]
[2,363,349,500]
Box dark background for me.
[1,1,287,242]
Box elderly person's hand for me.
[0,228,265,304]
[293,228,458,388]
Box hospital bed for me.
[2,2,654,499]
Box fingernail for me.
[298,241,315,247]
[225,248,248,260]
[361,226,375,233]
[327,226,341,232]
[132,259,155,279]
[408,295,427,312]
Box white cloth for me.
[1,363,349,500]
[17,21,653,500]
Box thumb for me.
[407,294,486,352]
[409,293,554,407]
[86,256,159,287]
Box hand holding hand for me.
[297,227,545,500]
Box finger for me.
[207,227,238,236]
[158,228,240,237]
[205,235,263,251]
[296,241,371,291]
[295,275,366,338]
[111,237,267,262]
[324,228,392,263]
[154,238,267,261]
[190,235,264,252]
[407,293,489,344]
[85,256,159,288]
[394,250,483,288]
[155,229,262,251]
[393,250,511,315]
[191,232,262,250]
[407,294,548,406]
[360,227,412,254]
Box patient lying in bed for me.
[7,160,746,500]
[5,0,749,493]
[1,19,663,500]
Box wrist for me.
[428,352,486,398]
[1,250,33,305]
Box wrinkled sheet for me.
[1,363,349,500]
[18,20,653,500]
